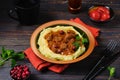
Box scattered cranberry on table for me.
[89,6,110,22]
[10,65,30,80]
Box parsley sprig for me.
[81,33,88,44]
[0,47,25,67]
[107,66,116,80]
[73,34,88,50]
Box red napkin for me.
[24,48,69,73]
[70,18,100,46]
[24,18,100,73]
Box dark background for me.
[0,0,120,80]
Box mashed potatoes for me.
[37,26,86,61]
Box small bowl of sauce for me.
[88,5,114,23]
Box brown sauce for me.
[45,30,82,55]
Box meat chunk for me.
[45,32,53,41]
[45,29,81,55]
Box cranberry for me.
[10,65,30,80]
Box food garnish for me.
[0,47,25,67]
[107,66,116,80]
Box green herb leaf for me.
[82,38,88,44]
[6,49,14,56]
[73,41,80,49]
[1,47,7,59]
[1,52,7,60]
[12,52,25,60]
[81,33,88,44]
[1,47,5,55]
[75,35,81,41]
[11,59,16,68]
[1,47,14,60]
[0,47,25,67]
[107,66,116,80]
[108,66,116,77]
[0,60,4,66]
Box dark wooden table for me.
[0,0,120,80]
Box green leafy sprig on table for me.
[0,47,25,67]
[107,66,116,80]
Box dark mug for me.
[9,0,40,25]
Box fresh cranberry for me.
[10,65,30,80]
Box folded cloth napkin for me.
[70,18,100,46]
[24,18,100,73]
[24,48,69,73]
